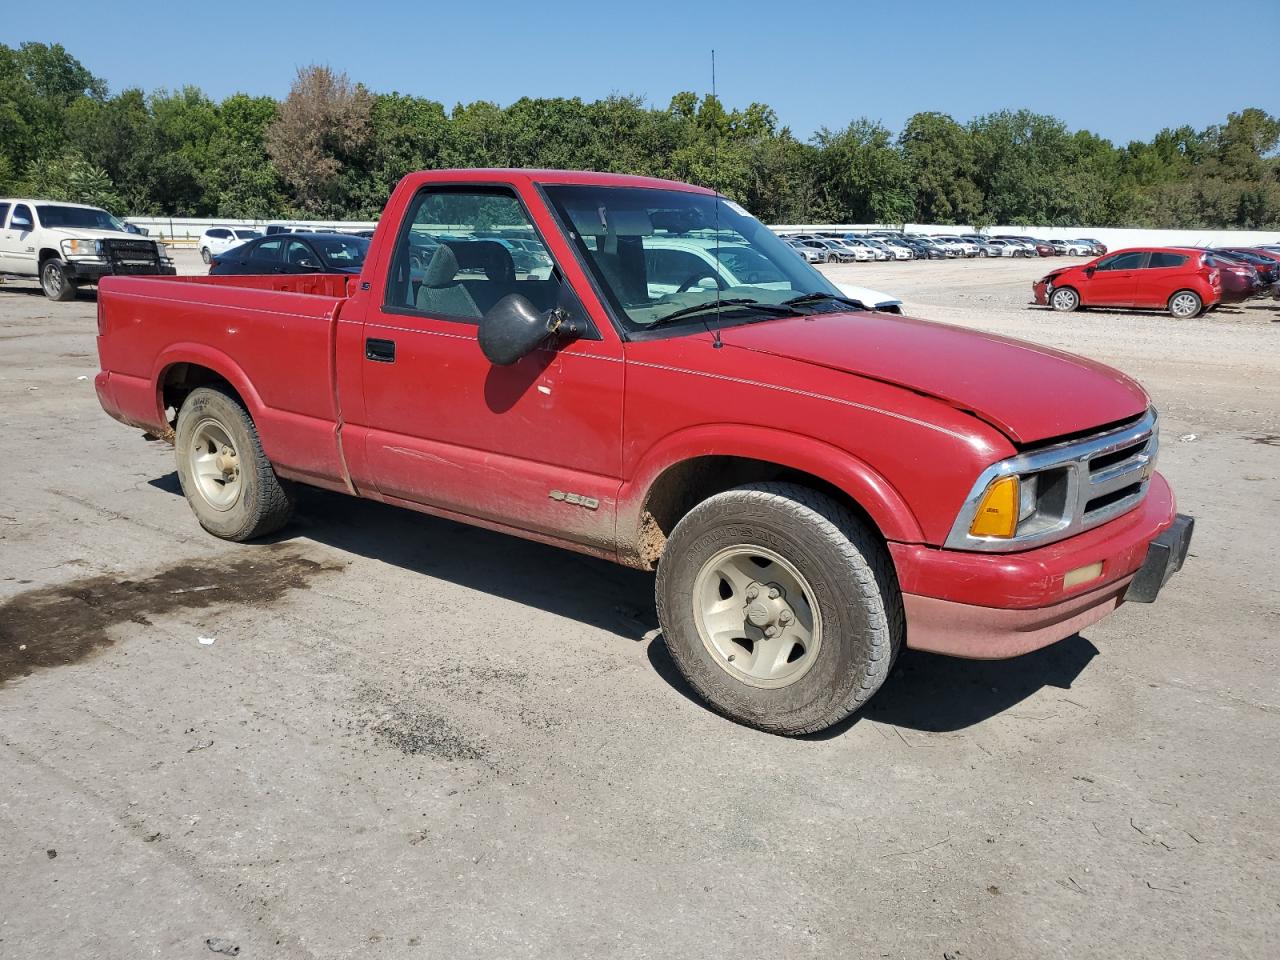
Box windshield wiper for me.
[782,292,868,311]
[643,298,799,331]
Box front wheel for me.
[201,247,212,264]
[40,259,77,301]
[655,482,903,736]
[1050,286,1080,312]
[175,386,295,541]
[1168,290,1203,319]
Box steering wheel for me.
[676,269,725,293]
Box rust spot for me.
[0,545,342,685]
[635,510,668,568]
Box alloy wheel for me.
[692,545,823,689]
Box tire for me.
[1050,286,1080,312]
[655,482,903,736]
[979,248,988,258]
[175,386,295,541]
[1168,290,1202,319]
[40,259,77,301]
[201,247,212,264]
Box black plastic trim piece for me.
[1126,513,1194,603]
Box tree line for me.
[3,42,1277,229]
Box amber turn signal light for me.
[969,475,1020,538]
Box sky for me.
[4,0,1275,146]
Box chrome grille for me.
[946,409,1158,552]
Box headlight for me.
[61,238,103,257]
[948,408,1159,551]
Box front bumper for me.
[65,257,177,282]
[891,472,1189,658]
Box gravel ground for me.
[1,253,1277,960]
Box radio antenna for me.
[710,48,723,349]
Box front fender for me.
[618,423,925,552]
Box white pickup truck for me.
[0,199,175,300]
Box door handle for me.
[365,338,396,363]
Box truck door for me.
[355,184,624,552]
[0,203,35,275]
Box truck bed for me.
[95,272,356,485]
[117,272,357,298]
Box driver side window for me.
[384,187,563,323]
[1097,252,1146,271]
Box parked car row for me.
[1033,244,1280,319]
[778,230,1107,262]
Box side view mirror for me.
[10,216,31,231]
[298,258,321,269]
[479,294,573,366]
[1085,267,1096,277]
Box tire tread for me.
[177,386,294,541]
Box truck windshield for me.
[35,205,128,232]
[542,185,841,334]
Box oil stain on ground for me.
[0,545,342,685]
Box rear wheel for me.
[175,386,295,541]
[40,259,77,301]
[655,482,903,736]
[1050,286,1080,312]
[201,247,212,264]
[1169,290,1202,319]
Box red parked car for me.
[1034,247,1221,318]
[94,169,1192,735]
[1190,251,1261,304]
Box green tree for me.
[18,150,123,210]
[0,42,106,181]
[814,119,913,224]
[899,112,982,224]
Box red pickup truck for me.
[95,169,1192,735]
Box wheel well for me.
[635,455,883,568]
[160,363,245,426]
[38,248,60,264]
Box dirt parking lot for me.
[1,254,1277,959]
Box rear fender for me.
[151,343,346,484]
[152,343,268,426]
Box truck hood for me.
[46,227,148,243]
[718,311,1148,445]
